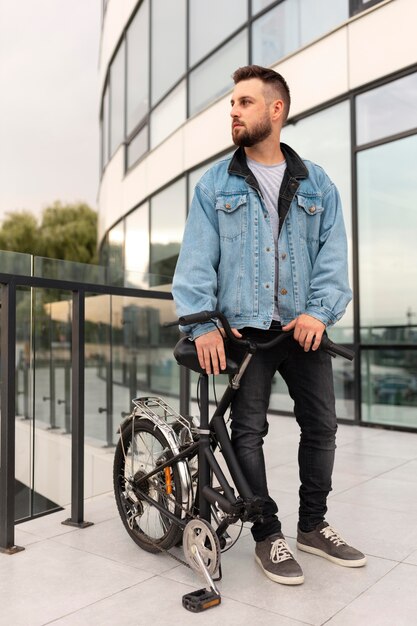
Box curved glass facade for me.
[99,0,416,430]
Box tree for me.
[0,201,98,264]
[38,201,98,264]
[0,211,41,255]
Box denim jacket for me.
[172,143,352,340]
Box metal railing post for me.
[0,281,24,553]
[62,289,93,529]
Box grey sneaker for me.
[255,533,304,585]
[297,522,367,567]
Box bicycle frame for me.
[119,348,260,541]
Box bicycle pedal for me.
[182,588,221,612]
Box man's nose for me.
[230,104,239,118]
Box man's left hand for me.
[282,314,326,352]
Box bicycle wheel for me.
[113,418,184,553]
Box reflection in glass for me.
[127,125,148,168]
[189,0,247,66]
[106,221,125,286]
[299,0,348,45]
[357,135,417,341]
[252,0,276,15]
[252,0,299,67]
[361,349,417,428]
[151,0,186,104]
[150,178,186,286]
[189,31,248,116]
[125,202,149,288]
[356,72,417,146]
[126,0,149,135]
[150,81,186,149]
[282,101,353,341]
[110,42,125,156]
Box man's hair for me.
[232,65,291,121]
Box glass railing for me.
[0,253,180,525]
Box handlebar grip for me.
[178,310,219,326]
[320,335,354,361]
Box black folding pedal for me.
[182,588,221,612]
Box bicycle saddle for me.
[173,337,240,375]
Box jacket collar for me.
[228,142,308,183]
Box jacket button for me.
[281,253,287,260]
[266,247,271,252]
[280,288,287,295]
[225,203,231,209]
[265,284,270,289]
[309,206,316,213]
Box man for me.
[172,65,366,585]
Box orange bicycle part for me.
[164,467,172,494]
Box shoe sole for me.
[255,555,305,585]
[296,542,367,567]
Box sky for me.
[0,0,101,221]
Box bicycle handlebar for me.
[169,309,354,361]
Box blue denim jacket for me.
[172,143,352,340]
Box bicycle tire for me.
[113,418,184,553]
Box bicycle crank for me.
[182,519,221,612]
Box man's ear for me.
[271,98,284,121]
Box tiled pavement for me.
[3,416,417,625]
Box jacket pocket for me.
[296,193,324,242]
[215,193,248,241]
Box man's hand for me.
[282,314,325,352]
[195,328,242,375]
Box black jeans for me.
[229,327,337,542]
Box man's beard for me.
[232,112,272,147]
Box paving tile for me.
[326,563,417,626]
[0,539,153,626]
[331,475,417,514]
[283,500,417,561]
[53,516,180,575]
[162,533,395,626]
[49,576,306,626]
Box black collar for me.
[228,142,308,183]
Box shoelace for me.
[270,538,294,563]
[320,525,347,546]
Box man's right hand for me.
[195,328,242,375]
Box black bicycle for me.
[113,310,354,611]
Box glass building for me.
[98,0,417,431]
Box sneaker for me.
[255,533,304,585]
[297,522,367,567]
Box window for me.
[109,43,125,156]
[350,0,385,16]
[125,203,149,288]
[299,0,348,45]
[151,0,186,105]
[126,0,149,136]
[126,125,148,169]
[189,0,247,66]
[356,72,417,146]
[189,31,248,116]
[361,349,417,428]
[150,179,186,286]
[252,0,299,67]
[101,84,110,170]
[106,222,125,286]
[357,135,417,340]
[150,81,186,149]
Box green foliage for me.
[0,201,98,264]
[0,211,41,255]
